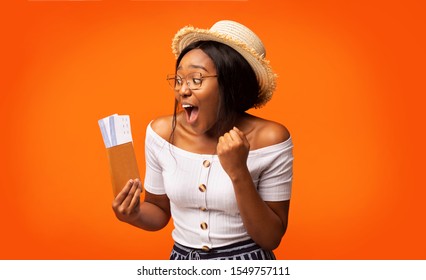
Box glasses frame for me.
[166,72,218,91]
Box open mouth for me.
[182,104,199,124]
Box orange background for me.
[1,0,425,260]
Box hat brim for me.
[171,26,276,108]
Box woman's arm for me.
[226,167,290,250]
[217,126,290,250]
[112,179,171,231]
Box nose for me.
[178,81,191,96]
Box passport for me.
[98,114,140,196]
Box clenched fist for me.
[216,127,250,180]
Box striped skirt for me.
[169,239,276,260]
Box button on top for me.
[199,206,207,211]
[198,184,207,192]
[200,222,208,230]
[203,160,211,168]
[201,246,210,252]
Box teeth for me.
[182,104,193,108]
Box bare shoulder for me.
[150,115,174,141]
[242,115,290,150]
[256,119,290,147]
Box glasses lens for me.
[167,75,179,90]
[167,72,203,90]
[188,73,202,89]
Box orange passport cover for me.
[106,142,140,197]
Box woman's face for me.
[175,48,220,135]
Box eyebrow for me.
[177,64,210,72]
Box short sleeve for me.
[143,124,167,195]
[256,138,294,201]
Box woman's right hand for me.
[112,179,142,224]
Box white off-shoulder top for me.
[144,122,294,250]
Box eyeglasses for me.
[166,72,217,91]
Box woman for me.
[112,20,294,260]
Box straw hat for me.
[171,20,277,108]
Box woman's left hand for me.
[217,127,250,179]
